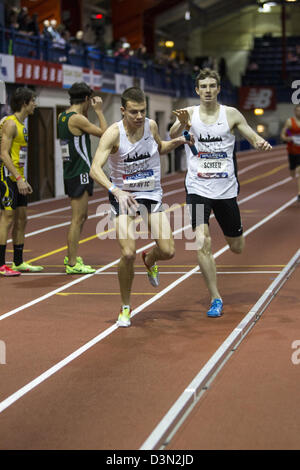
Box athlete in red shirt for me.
[281,104,300,201]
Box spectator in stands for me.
[42,20,52,41]
[5,7,20,31]
[28,13,40,37]
[17,6,28,31]
[135,44,151,64]
[69,30,86,55]
[114,40,132,59]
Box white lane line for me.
[0,196,296,414]
[140,247,300,450]
[17,271,281,276]
[0,177,293,321]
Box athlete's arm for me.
[90,124,138,211]
[150,120,194,154]
[169,107,193,138]
[69,97,108,137]
[280,118,293,143]
[0,120,32,195]
[229,107,272,151]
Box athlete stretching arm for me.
[150,120,195,154]
[227,107,272,151]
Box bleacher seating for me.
[242,35,300,87]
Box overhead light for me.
[254,108,264,115]
[258,1,277,12]
[165,41,174,48]
[257,124,265,133]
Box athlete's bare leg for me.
[115,214,136,306]
[225,234,245,254]
[195,223,221,301]
[11,206,27,245]
[67,191,89,266]
[295,166,300,195]
[144,211,175,267]
[0,210,14,245]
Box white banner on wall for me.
[0,54,15,83]
[115,74,134,95]
[62,64,83,88]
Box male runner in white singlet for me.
[170,68,272,318]
[90,87,194,327]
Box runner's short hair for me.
[68,82,93,104]
[10,87,36,112]
[121,87,146,108]
[195,68,221,88]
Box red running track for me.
[0,145,299,450]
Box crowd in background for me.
[3,5,232,84]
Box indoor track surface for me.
[0,145,299,450]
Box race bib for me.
[60,139,70,161]
[123,170,155,191]
[197,152,228,179]
[80,173,89,184]
[19,146,28,167]
[292,135,300,146]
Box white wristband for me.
[108,183,116,193]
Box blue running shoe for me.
[207,299,223,318]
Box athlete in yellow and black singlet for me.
[0,86,43,276]
[0,114,28,210]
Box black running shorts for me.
[64,173,94,198]
[186,192,243,238]
[109,192,162,217]
[0,176,27,210]
[288,153,300,171]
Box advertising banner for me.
[239,86,276,110]
[15,57,62,87]
[0,54,15,83]
[83,68,102,90]
[62,64,83,88]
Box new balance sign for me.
[239,87,276,110]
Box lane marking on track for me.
[0,177,293,322]
[0,196,296,414]
[56,292,156,296]
[18,264,286,268]
[11,270,282,277]
[240,163,288,186]
[140,247,300,450]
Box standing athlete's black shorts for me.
[0,176,27,210]
[186,193,243,238]
[288,154,300,171]
[64,173,94,198]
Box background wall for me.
[186,4,300,86]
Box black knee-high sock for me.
[0,245,6,266]
[13,244,24,266]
